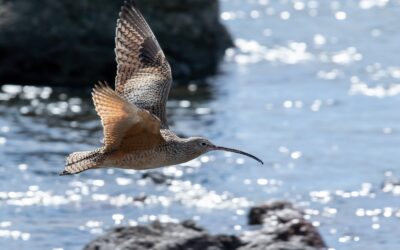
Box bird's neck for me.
[164,138,200,166]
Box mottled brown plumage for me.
[60,0,262,175]
[115,1,172,129]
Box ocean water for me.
[1,0,400,249]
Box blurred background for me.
[0,0,400,249]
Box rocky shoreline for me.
[84,201,326,250]
[0,0,232,86]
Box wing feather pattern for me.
[92,83,165,151]
[115,0,172,128]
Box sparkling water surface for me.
[1,0,400,249]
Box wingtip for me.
[119,0,138,19]
[127,0,137,7]
[122,0,136,11]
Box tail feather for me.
[60,149,105,175]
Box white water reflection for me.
[227,39,312,65]
[359,0,389,9]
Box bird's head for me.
[185,137,263,165]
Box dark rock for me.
[132,195,147,203]
[83,220,243,250]
[248,201,294,225]
[243,201,326,249]
[83,201,327,250]
[138,0,233,82]
[141,171,171,184]
[0,0,233,86]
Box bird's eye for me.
[200,142,207,146]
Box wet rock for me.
[0,0,232,87]
[141,171,172,184]
[84,201,326,250]
[83,220,243,250]
[248,200,295,225]
[243,201,326,250]
[132,195,147,203]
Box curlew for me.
[60,0,263,175]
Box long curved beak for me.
[213,146,263,165]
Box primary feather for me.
[115,0,172,128]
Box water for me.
[1,0,400,249]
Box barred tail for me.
[60,149,105,175]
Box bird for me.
[60,0,263,176]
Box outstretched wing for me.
[92,83,165,152]
[115,0,172,129]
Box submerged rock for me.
[84,201,326,250]
[0,0,232,86]
[141,171,174,185]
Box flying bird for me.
[60,0,263,175]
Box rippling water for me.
[1,0,400,249]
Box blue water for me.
[1,0,400,249]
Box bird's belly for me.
[111,150,168,170]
